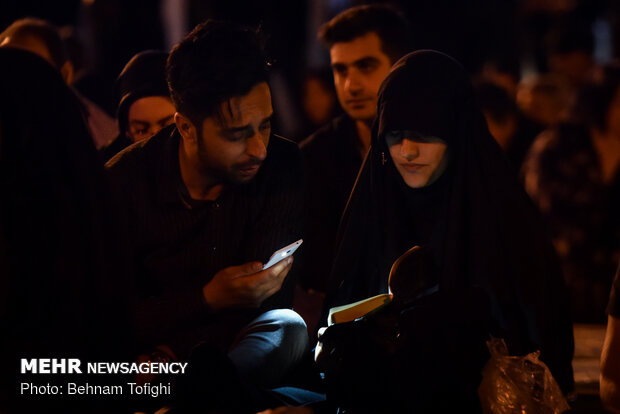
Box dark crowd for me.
[1,0,620,413]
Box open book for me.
[327,245,438,325]
[328,293,393,325]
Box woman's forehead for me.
[384,130,446,143]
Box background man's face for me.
[196,82,273,185]
[330,32,392,123]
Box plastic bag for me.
[478,338,570,414]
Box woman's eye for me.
[385,131,403,145]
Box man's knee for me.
[258,309,309,356]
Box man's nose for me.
[246,132,267,160]
[344,72,363,95]
[400,139,420,161]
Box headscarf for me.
[116,50,170,137]
[330,50,574,392]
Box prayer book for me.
[328,245,437,325]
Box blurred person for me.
[299,68,340,138]
[0,18,118,149]
[101,50,175,161]
[106,21,312,412]
[298,5,413,295]
[522,63,620,322]
[475,80,543,170]
[544,21,597,89]
[516,73,573,127]
[0,47,131,413]
[479,57,521,98]
[601,263,620,413]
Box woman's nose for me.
[400,139,420,160]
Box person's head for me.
[377,51,480,189]
[516,74,572,127]
[384,132,448,188]
[479,57,520,98]
[318,5,412,124]
[0,18,73,83]
[474,80,519,149]
[116,50,174,142]
[544,22,595,87]
[574,62,620,137]
[167,20,271,185]
[302,69,338,127]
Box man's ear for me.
[175,112,197,143]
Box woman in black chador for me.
[0,48,131,413]
[327,50,574,410]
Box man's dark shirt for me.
[106,125,304,357]
[299,115,364,292]
[100,134,133,163]
[608,264,620,318]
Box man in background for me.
[299,5,413,296]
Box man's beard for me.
[196,146,262,186]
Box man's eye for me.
[259,121,271,131]
[358,63,377,74]
[332,66,347,77]
[225,134,245,142]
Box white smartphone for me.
[262,239,303,270]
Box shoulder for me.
[261,134,301,175]
[252,135,303,193]
[268,134,301,159]
[100,135,133,163]
[105,125,174,173]
[104,126,177,199]
[300,115,352,154]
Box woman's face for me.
[385,131,448,188]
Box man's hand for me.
[203,257,294,311]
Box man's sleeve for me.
[105,152,214,354]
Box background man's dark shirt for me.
[299,115,363,292]
[106,125,305,357]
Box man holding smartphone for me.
[106,20,308,409]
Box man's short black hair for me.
[0,18,67,69]
[167,20,270,127]
[318,5,412,64]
